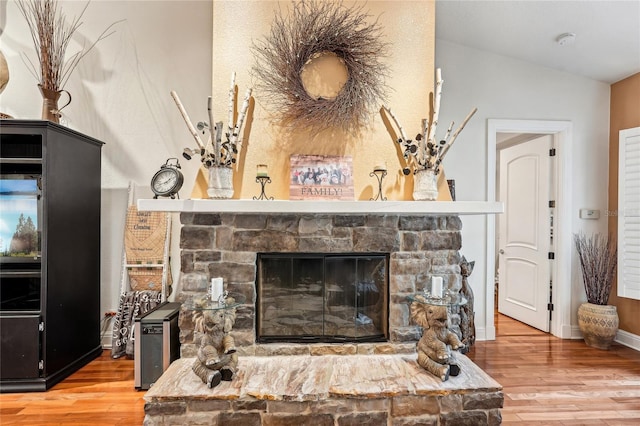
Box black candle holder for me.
[370,169,387,201]
[253,176,274,200]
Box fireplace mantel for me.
[137,199,503,215]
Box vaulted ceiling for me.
[436,0,640,84]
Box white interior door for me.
[498,135,551,332]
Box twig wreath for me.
[252,0,389,132]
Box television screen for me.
[0,176,41,260]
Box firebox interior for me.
[256,253,389,343]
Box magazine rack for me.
[110,183,171,359]
[120,182,171,299]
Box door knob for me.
[499,249,505,254]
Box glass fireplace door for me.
[325,256,387,340]
[257,255,325,339]
[257,253,388,343]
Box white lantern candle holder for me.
[210,277,224,303]
[431,276,444,299]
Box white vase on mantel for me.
[413,169,438,201]
[207,166,234,199]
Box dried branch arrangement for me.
[383,69,477,176]
[171,72,253,169]
[252,0,389,132]
[17,0,120,92]
[574,232,618,305]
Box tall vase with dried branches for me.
[170,72,253,199]
[17,0,119,123]
[383,69,477,200]
[574,232,619,350]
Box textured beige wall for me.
[207,1,435,201]
[608,72,640,335]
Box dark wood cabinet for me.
[0,120,104,392]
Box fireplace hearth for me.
[257,253,389,343]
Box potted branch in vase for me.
[574,232,618,350]
[383,68,477,200]
[171,72,252,199]
[17,0,120,123]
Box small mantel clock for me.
[151,158,184,199]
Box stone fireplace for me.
[142,201,504,425]
[177,212,463,356]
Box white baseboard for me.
[462,323,639,351]
[615,329,640,351]
[559,324,576,339]
[570,326,640,351]
[571,325,584,339]
[102,335,113,350]
[475,326,494,341]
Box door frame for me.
[487,119,573,339]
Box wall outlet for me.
[579,209,600,219]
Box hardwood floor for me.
[1,315,639,425]
[468,314,640,425]
[0,352,144,425]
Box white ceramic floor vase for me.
[413,169,438,201]
[208,166,234,199]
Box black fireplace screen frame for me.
[256,252,389,344]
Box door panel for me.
[505,156,539,249]
[503,258,537,309]
[498,135,551,332]
[0,316,41,379]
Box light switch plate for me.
[579,209,600,219]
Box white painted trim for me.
[569,326,640,351]
[615,329,640,351]
[488,119,573,339]
[475,326,487,341]
[485,123,498,341]
[570,325,584,339]
[138,199,504,215]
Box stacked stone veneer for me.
[177,213,463,356]
[144,355,503,426]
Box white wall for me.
[435,39,611,339]
[1,0,212,346]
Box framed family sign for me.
[290,155,354,200]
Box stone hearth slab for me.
[144,354,503,425]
